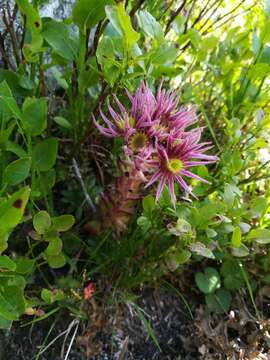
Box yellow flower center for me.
[167,158,183,173]
[129,131,148,152]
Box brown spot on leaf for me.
[34,21,40,28]
[13,199,23,208]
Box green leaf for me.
[0,96,22,120]
[231,244,249,257]
[41,289,53,304]
[46,253,66,269]
[224,183,235,209]
[0,81,13,122]
[3,157,31,186]
[150,43,178,65]
[247,229,270,244]
[0,186,30,233]
[50,67,68,90]
[266,0,270,17]
[0,315,12,329]
[143,195,155,215]
[166,250,191,271]
[105,4,140,49]
[0,277,26,321]
[6,141,28,158]
[16,0,42,31]
[52,215,75,232]
[205,288,232,314]
[231,226,241,247]
[42,20,79,61]
[53,116,72,129]
[33,211,51,235]
[73,0,115,33]
[33,137,58,172]
[221,259,244,290]
[15,259,35,274]
[190,242,215,259]
[137,216,151,231]
[45,237,63,256]
[136,10,164,43]
[22,97,47,136]
[0,256,16,271]
[249,197,268,218]
[195,267,221,294]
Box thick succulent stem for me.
[99,164,144,236]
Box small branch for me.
[0,33,16,70]
[72,158,96,212]
[183,0,197,33]
[88,20,104,58]
[20,15,27,60]
[129,0,145,18]
[2,7,21,66]
[165,0,187,34]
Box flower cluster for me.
[94,82,218,207]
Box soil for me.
[0,289,200,360]
[2,286,270,359]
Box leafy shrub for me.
[0,0,269,335]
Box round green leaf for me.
[52,215,75,232]
[33,211,51,235]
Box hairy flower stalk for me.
[93,82,218,235]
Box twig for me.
[129,0,146,18]
[183,0,197,33]
[3,5,21,66]
[165,0,187,34]
[72,157,96,212]
[20,14,27,60]
[0,33,16,69]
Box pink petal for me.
[145,171,162,188]
[168,175,176,207]
[156,175,167,200]
[180,170,211,184]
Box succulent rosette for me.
[94,82,218,207]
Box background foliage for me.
[0,0,270,349]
